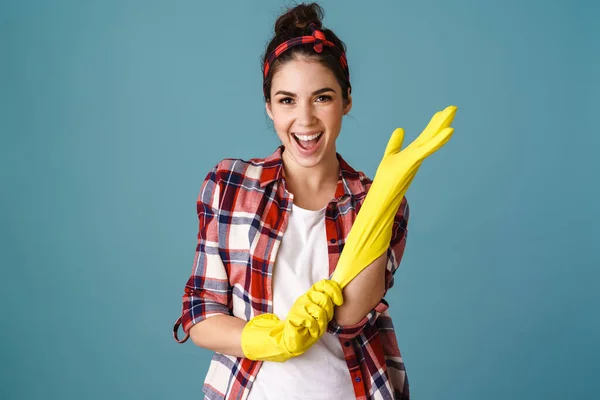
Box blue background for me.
[2,0,598,399]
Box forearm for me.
[333,252,387,326]
[189,315,247,358]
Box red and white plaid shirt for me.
[173,146,411,399]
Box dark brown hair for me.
[262,3,350,103]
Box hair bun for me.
[274,3,324,36]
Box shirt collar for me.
[259,145,366,200]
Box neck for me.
[281,149,340,195]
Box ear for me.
[265,101,274,121]
[343,89,353,115]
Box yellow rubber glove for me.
[331,105,457,288]
[241,279,343,362]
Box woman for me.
[173,3,455,399]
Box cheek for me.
[272,112,292,137]
[321,108,344,130]
[275,115,290,129]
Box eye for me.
[316,95,332,102]
[278,97,294,105]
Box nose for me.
[296,101,317,126]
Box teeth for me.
[294,132,322,141]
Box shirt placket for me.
[263,179,294,314]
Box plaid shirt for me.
[173,146,410,399]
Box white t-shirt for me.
[248,204,356,400]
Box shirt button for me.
[330,238,336,243]
[355,377,361,383]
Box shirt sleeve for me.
[327,196,409,340]
[173,164,232,343]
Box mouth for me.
[292,131,324,150]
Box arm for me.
[328,197,409,338]
[173,164,238,349]
[327,106,455,337]
[333,252,387,326]
[189,315,247,358]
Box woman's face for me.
[266,58,352,170]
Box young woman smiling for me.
[172,3,458,399]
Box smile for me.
[291,131,324,153]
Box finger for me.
[416,127,454,161]
[304,302,328,336]
[439,105,458,130]
[307,290,334,320]
[383,128,405,157]
[287,304,319,334]
[410,111,442,147]
[283,321,313,354]
[427,106,457,132]
[411,106,457,148]
[312,279,344,307]
[288,302,326,338]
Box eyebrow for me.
[273,87,336,97]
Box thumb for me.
[383,128,405,157]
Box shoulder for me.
[201,152,279,199]
[206,154,270,182]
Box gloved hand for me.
[331,105,457,287]
[241,279,343,362]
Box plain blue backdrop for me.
[1,0,598,399]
